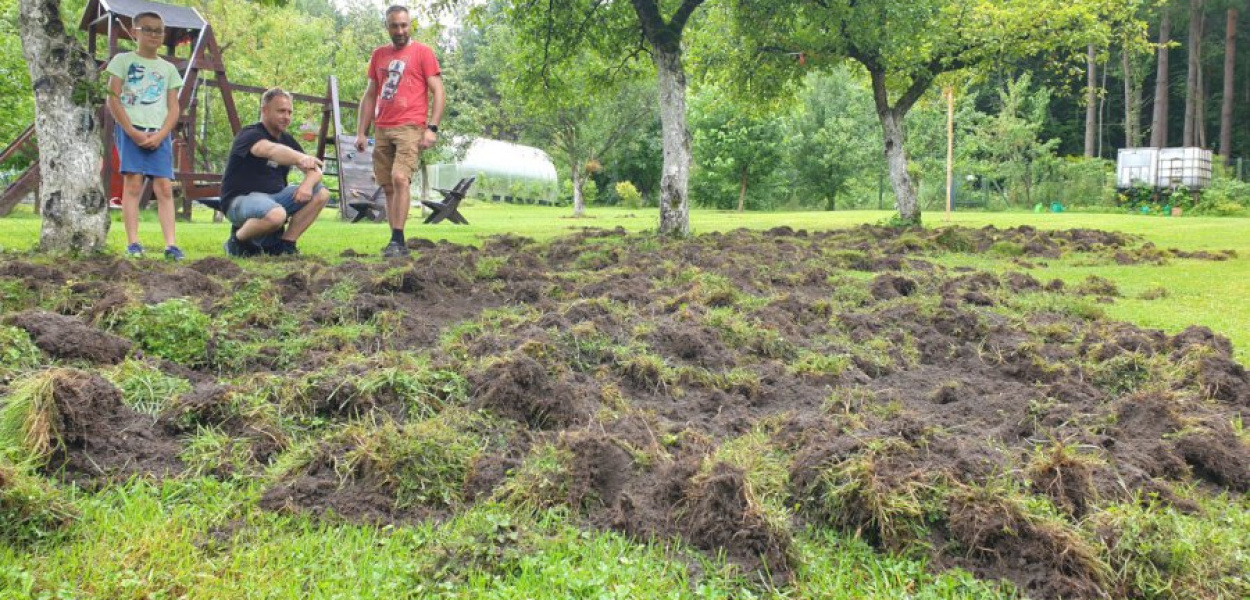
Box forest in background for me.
[2,0,1249,213]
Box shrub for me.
[1192,176,1250,216]
[119,299,212,366]
[614,181,643,209]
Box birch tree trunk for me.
[571,163,586,217]
[654,46,691,236]
[1151,11,1172,147]
[18,0,109,253]
[1085,44,1098,157]
[1219,8,1237,165]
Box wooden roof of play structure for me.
[2,0,373,222]
[79,0,208,36]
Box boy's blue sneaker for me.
[126,242,144,257]
[164,245,185,261]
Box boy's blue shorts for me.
[115,124,174,179]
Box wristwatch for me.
[428,124,439,134]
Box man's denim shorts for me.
[225,183,325,227]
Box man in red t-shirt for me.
[356,4,445,258]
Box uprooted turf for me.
[0,224,1247,598]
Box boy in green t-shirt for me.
[105,11,185,260]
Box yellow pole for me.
[945,85,954,222]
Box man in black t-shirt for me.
[220,88,329,256]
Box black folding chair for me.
[349,187,385,223]
[421,177,475,225]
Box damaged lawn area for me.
[1,223,1248,599]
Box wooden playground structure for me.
[0,0,385,222]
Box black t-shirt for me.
[219,122,304,212]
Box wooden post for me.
[945,86,954,221]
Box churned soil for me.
[43,369,182,486]
[1,224,1245,596]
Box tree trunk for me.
[864,68,921,224]
[1024,160,1033,207]
[1123,48,1143,147]
[654,46,691,236]
[1086,44,1098,157]
[571,163,585,217]
[18,0,109,253]
[737,165,747,212]
[1183,0,1204,147]
[1099,54,1108,157]
[1220,8,1237,164]
[879,109,918,223]
[1151,10,1172,147]
[1197,30,1207,149]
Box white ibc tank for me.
[1116,148,1157,188]
[1156,147,1213,189]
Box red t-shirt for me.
[368,42,442,129]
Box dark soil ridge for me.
[42,369,182,486]
[1,226,1246,597]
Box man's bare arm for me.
[356,79,379,151]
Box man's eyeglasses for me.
[135,27,165,36]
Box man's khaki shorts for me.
[373,124,425,184]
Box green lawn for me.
[3,203,1247,362]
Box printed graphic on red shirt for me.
[382,59,405,100]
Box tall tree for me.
[635,0,705,235]
[1220,7,1238,163]
[782,69,882,210]
[487,0,707,235]
[1183,0,1205,147]
[1123,45,1145,147]
[732,0,1141,224]
[1151,6,1173,147]
[689,83,784,211]
[18,0,109,252]
[524,76,654,217]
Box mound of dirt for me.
[607,457,794,584]
[259,440,422,524]
[939,491,1108,599]
[160,383,286,469]
[6,311,131,364]
[44,370,181,485]
[471,356,591,429]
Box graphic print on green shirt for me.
[105,52,184,129]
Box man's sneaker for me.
[223,231,260,258]
[381,241,411,258]
[126,242,144,257]
[265,239,299,256]
[164,245,185,261]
